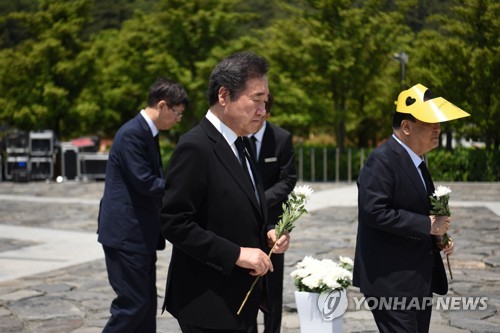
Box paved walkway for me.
[0,181,499,332]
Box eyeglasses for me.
[168,106,184,119]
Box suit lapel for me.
[136,114,163,177]
[200,119,264,218]
[244,137,267,221]
[258,125,275,167]
[388,136,430,209]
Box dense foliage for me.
[0,0,498,153]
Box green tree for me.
[410,0,500,149]
[155,0,258,125]
[88,0,157,32]
[394,0,456,32]
[251,11,319,138]
[78,0,258,140]
[0,0,496,151]
[260,0,408,149]
[76,15,187,138]
[0,0,93,138]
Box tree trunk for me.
[445,130,453,151]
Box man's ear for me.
[218,87,229,106]
[157,100,167,109]
[401,119,411,135]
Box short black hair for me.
[147,78,189,108]
[207,51,269,106]
[392,112,416,129]
[265,93,273,113]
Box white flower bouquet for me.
[274,185,314,238]
[291,255,353,293]
[237,185,314,315]
[430,185,453,279]
[430,185,452,216]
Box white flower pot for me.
[294,291,343,333]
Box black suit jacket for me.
[160,117,269,330]
[98,113,166,254]
[353,135,447,298]
[253,121,297,326]
[255,122,297,226]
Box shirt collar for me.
[250,121,266,142]
[140,109,159,137]
[205,109,238,146]
[392,133,424,168]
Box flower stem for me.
[236,275,260,315]
[236,244,276,315]
[446,254,453,280]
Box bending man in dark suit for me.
[249,93,297,333]
[98,78,188,333]
[353,83,470,332]
[160,51,291,333]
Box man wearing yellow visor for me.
[353,84,470,332]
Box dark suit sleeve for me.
[358,150,430,238]
[115,127,165,197]
[264,132,297,210]
[160,137,240,275]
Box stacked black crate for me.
[60,141,79,180]
[76,136,108,180]
[79,151,108,180]
[60,136,108,181]
[5,129,30,182]
[29,130,55,181]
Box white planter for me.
[294,291,344,333]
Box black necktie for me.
[235,137,255,189]
[154,135,160,151]
[251,135,257,153]
[249,135,258,161]
[154,135,163,169]
[419,161,434,196]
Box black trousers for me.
[263,253,284,333]
[102,246,157,333]
[178,320,257,333]
[365,295,433,333]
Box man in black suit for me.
[160,51,291,333]
[249,93,297,333]
[353,83,470,332]
[98,78,188,333]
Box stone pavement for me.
[0,180,499,332]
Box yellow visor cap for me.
[395,83,470,123]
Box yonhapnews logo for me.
[318,289,348,320]
[316,293,489,320]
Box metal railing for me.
[295,146,368,183]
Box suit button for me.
[429,251,433,255]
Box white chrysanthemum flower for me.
[291,255,354,292]
[293,185,314,200]
[290,268,309,279]
[301,275,322,290]
[323,277,341,290]
[339,256,354,266]
[296,256,315,269]
[433,185,452,198]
